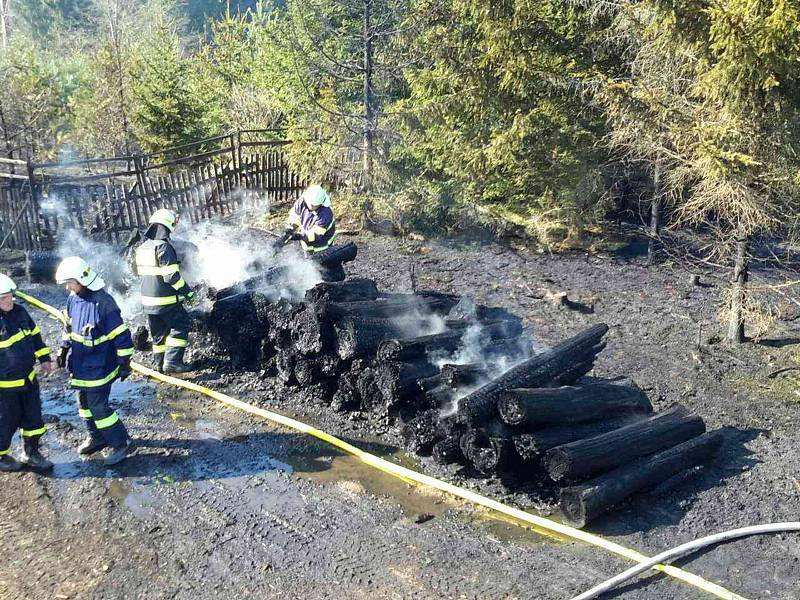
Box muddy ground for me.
[2,231,799,600]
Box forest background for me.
[1,0,800,342]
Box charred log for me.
[543,404,706,482]
[512,416,642,462]
[400,409,440,454]
[305,278,380,304]
[432,437,466,465]
[334,317,404,360]
[309,242,358,268]
[560,431,723,527]
[373,360,438,408]
[208,291,273,365]
[27,251,61,283]
[460,423,517,474]
[290,305,334,356]
[423,384,454,410]
[440,363,488,387]
[210,266,290,301]
[457,324,609,424]
[331,360,365,412]
[321,295,460,322]
[276,352,297,386]
[498,383,652,429]
[376,320,522,363]
[356,367,382,411]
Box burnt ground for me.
[2,232,800,599]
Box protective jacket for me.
[0,304,51,389]
[287,198,337,253]
[60,289,134,389]
[135,236,191,315]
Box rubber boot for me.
[152,352,165,373]
[0,454,23,472]
[102,441,131,466]
[21,437,53,471]
[79,434,108,455]
[163,348,193,374]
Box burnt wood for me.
[560,430,723,527]
[512,415,642,462]
[543,404,706,482]
[305,278,380,304]
[498,383,652,429]
[457,324,609,424]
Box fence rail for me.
[0,131,306,250]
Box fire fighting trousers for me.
[77,387,128,449]
[0,380,46,454]
[147,305,191,366]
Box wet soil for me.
[2,233,800,599]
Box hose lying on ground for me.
[15,289,748,600]
[570,522,800,600]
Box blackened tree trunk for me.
[647,162,663,267]
[727,233,750,344]
[543,404,705,482]
[560,431,723,527]
[498,383,652,429]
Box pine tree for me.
[130,13,221,153]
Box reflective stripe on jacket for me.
[0,303,50,388]
[288,198,337,253]
[135,239,190,314]
[61,289,133,389]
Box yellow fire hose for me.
[16,289,747,600]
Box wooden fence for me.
[0,132,306,250]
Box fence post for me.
[25,160,42,249]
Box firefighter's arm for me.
[158,243,192,297]
[305,212,333,243]
[57,304,71,368]
[100,302,135,364]
[22,311,51,364]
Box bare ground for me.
[2,232,800,599]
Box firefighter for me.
[0,273,54,472]
[280,184,337,254]
[55,257,134,466]
[134,208,195,373]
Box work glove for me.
[118,362,132,381]
[56,346,69,368]
[185,289,196,301]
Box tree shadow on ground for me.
[756,337,800,349]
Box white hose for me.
[571,522,800,600]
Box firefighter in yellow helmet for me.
[134,209,194,373]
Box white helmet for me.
[149,208,178,231]
[302,185,331,209]
[55,256,105,291]
[0,273,16,295]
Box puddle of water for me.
[465,508,569,545]
[108,479,160,519]
[283,450,455,521]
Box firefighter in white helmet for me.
[279,185,337,253]
[134,208,194,373]
[0,273,54,471]
[55,257,134,466]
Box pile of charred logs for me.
[205,259,722,528]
